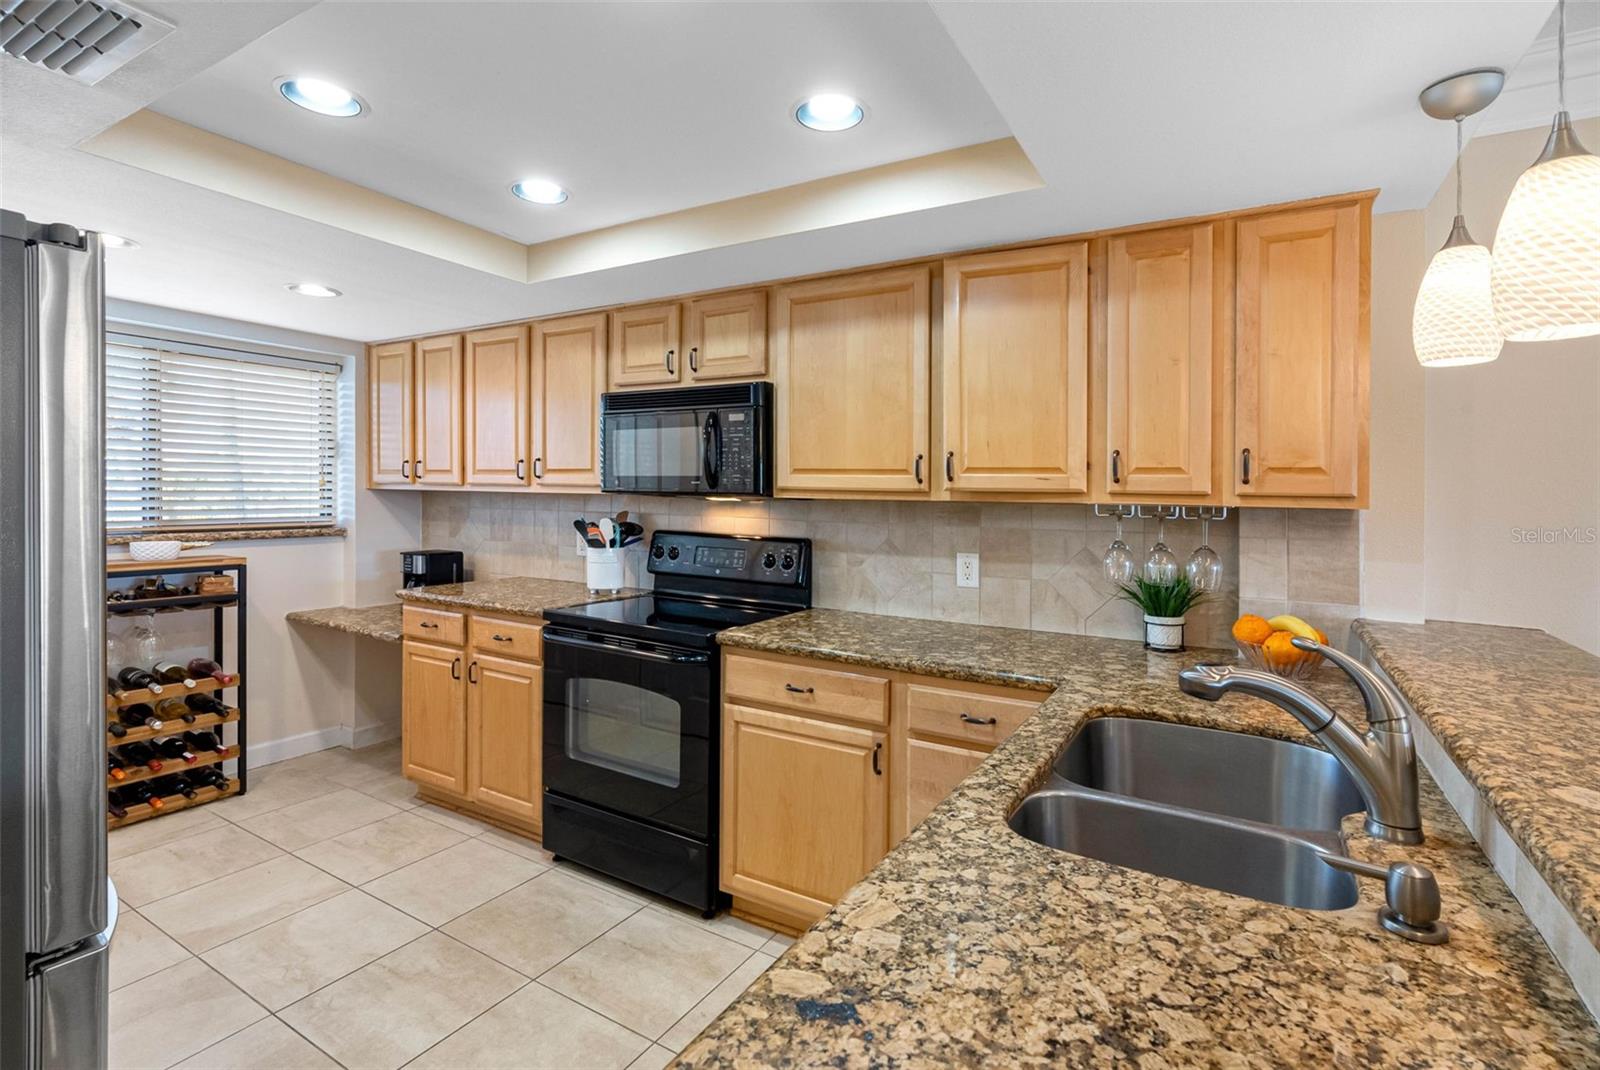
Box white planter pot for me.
[1144,614,1186,652]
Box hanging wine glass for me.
[1186,514,1224,592]
[1144,512,1180,584]
[1102,512,1136,585]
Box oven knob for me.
[781,552,796,572]
[666,546,680,561]
[762,552,777,570]
[651,544,665,560]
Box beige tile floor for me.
[108,740,792,1070]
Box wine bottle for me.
[115,667,164,695]
[185,694,229,717]
[153,737,198,765]
[187,767,230,792]
[185,658,236,686]
[118,742,163,773]
[150,774,198,800]
[119,781,163,811]
[156,697,198,725]
[107,754,128,782]
[117,704,162,731]
[107,792,129,819]
[183,730,223,753]
[152,661,198,689]
[107,719,128,739]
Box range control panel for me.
[647,530,808,586]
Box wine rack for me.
[106,556,248,829]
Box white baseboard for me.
[250,720,400,767]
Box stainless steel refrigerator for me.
[1,210,116,1068]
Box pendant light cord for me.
[1454,117,1465,216]
[1558,0,1567,112]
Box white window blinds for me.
[106,336,340,532]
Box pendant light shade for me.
[1414,217,1502,366]
[1490,0,1600,342]
[1490,115,1600,341]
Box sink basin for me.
[1053,717,1364,833]
[1009,789,1359,910]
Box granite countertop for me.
[1354,619,1600,948]
[678,608,1599,1068]
[286,603,404,643]
[394,577,643,617]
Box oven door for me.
[542,628,714,839]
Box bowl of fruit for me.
[1231,613,1327,679]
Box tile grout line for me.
[147,957,271,1070]
[648,943,767,1051]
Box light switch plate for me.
[956,553,980,588]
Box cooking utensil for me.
[599,518,616,547]
[615,510,629,526]
[619,521,644,540]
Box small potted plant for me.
[1117,576,1207,652]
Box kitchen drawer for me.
[468,613,542,662]
[724,654,888,727]
[905,683,1039,747]
[403,605,466,645]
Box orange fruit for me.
[1262,630,1301,666]
[1315,628,1328,645]
[1232,614,1273,645]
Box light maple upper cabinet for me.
[531,312,607,489]
[609,302,681,388]
[942,244,1089,493]
[463,325,529,486]
[413,333,464,485]
[368,341,414,485]
[772,266,930,495]
[1105,224,1217,496]
[1235,202,1367,501]
[685,290,767,381]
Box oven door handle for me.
[543,629,710,664]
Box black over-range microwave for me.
[600,382,772,496]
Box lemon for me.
[1267,614,1319,641]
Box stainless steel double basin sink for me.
[1009,717,1367,909]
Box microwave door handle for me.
[702,411,721,491]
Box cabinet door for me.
[772,266,930,494]
[402,640,466,794]
[368,342,414,485]
[686,290,767,381]
[904,737,987,837]
[1106,225,1216,496]
[1236,203,1364,498]
[463,325,529,486]
[608,303,682,387]
[942,245,1088,493]
[721,703,887,923]
[414,334,464,485]
[467,653,540,825]
[531,312,607,488]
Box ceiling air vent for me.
[0,0,172,85]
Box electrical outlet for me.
[574,532,588,557]
[956,553,980,588]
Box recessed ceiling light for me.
[511,178,569,205]
[276,76,365,118]
[286,282,342,298]
[100,234,140,249]
[795,93,864,132]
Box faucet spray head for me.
[1178,663,1233,701]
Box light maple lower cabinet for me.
[904,737,986,831]
[402,607,543,835]
[721,702,888,928]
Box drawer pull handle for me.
[492,634,512,642]
[784,683,814,694]
[872,742,883,776]
[418,621,438,629]
[960,713,998,726]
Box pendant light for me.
[1490,0,1600,341]
[1413,69,1505,367]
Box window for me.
[106,336,340,532]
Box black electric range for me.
[540,531,811,914]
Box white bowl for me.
[128,540,183,561]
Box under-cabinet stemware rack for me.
[1092,505,1230,522]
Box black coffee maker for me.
[401,550,464,588]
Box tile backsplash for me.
[421,494,1374,651]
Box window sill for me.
[106,526,347,545]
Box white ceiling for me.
[150,2,1010,243]
[1,1,1586,342]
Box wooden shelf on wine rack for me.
[108,707,240,747]
[108,745,238,789]
[107,778,239,830]
[107,672,240,711]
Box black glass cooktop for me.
[543,594,792,648]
